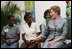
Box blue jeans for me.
[1,42,19,48]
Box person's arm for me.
[11,34,20,44]
[34,35,43,42]
[1,35,8,45]
[39,24,49,39]
[11,26,20,43]
[30,33,43,43]
[1,27,7,44]
[48,19,68,46]
[52,36,62,43]
[1,35,12,46]
[31,22,49,42]
[61,19,68,40]
[22,34,27,42]
[34,25,50,42]
[41,23,46,37]
[1,27,12,45]
[10,26,21,45]
[22,34,30,44]
[1,35,6,43]
[54,19,68,42]
[34,23,44,41]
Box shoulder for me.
[32,22,39,27]
[13,24,20,30]
[42,19,46,24]
[48,19,53,23]
[13,24,17,27]
[2,25,8,29]
[32,22,37,25]
[21,22,27,27]
[60,18,67,23]
[13,24,18,28]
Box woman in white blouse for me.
[20,12,40,48]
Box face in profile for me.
[45,13,52,19]
[50,9,57,19]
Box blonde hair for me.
[50,5,60,15]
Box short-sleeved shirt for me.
[21,22,40,41]
[1,24,20,42]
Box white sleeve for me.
[20,24,25,34]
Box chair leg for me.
[38,40,40,48]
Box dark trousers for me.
[20,42,38,48]
[62,43,71,48]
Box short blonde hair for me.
[50,5,60,15]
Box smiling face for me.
[26,14,33,23]
[50,9,58,19]
[45,13,52,19]
[44,9,52,19]
[50,5,60,19]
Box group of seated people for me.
[1,5,71,48]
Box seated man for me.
[1,15,20,48]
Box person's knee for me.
[50,42,64,48]
[42,43,48,48]
[9,43,19,48]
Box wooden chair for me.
[38,40,40,48]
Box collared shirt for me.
[21,22,40,40]
[1,24,20,42]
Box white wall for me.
[35,1,66,26]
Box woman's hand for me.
[35,35,43,41]
[29,35,43,44]
[30,36,42,43]
[48,36,62,46]
[48,40,56,46]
